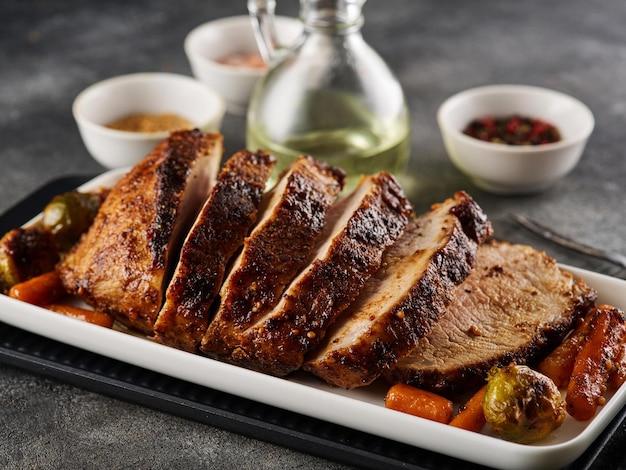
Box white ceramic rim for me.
[72,72,226,140]
[4,167,626,470]
[185,16,263,77]
[437,84,595,154]
[184,15,302,77]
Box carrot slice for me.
[45,303,115,328]
[385,383,454,424]
[8,270,66,306]
[449,385,487,432]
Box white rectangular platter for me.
[1,169,625,470]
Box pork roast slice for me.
[384,240,598,398]
[233,172,414,376]
[304,191,492,389]
[153,150,276,352]
[58,130,223,334]
[199,155,346,358]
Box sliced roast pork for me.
[153,150,276,352]
[384,240,598,398]
[232,172,414,376]
[58,130,223,334]
[304,191,492,389]
[200,155,346,358]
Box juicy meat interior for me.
[304,191,492,389]
[384,240,598,398]
[232,172,413,376]
[200,155,345,359]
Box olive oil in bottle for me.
[247,0,411,191]
[247,117,410,192]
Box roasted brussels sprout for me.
[0,227,59,293]
[0,189,107,293]
[483,363,566,444]
[41,190,106,251]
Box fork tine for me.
[509,213,626,270]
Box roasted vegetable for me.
[385,383,454,424]
[609,341,626,389]
[566,305,626,421]
[0,189,107,293]
[483,363,565,444]
[537,311,594,387]
[41,190,107,251]
[8,270,66,306]
[45,303,115,328]
[449,385,487,432]
[0,227,59,293]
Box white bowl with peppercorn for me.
[437,85,595,195]
[184,15,302,116]
[73,72,226,169]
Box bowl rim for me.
[436,84,595,154]
[183,15,302,77]
[72,72,226,140]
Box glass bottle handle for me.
[248,0,282,63]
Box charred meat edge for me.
[153,150,276,352]
[58,130,222,334]
[200,155,345,358]
[232,172,413,376]
[304,191,492,389]
[383,240,598,398]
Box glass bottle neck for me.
[299,0,365,34]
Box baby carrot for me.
[45,303,115,328]
[449,385,487,432]
[608,341,626,390]
[537,311,594,388]
[566,305,626,421]
[8,270,66,306]
[385,383,454,424]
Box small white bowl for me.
[73,72,226,168]
[184,15,302,116]
[437,85,595,195]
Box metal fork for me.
[509,213,626,270]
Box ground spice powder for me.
[106,113,193,133]
[217,52,266,69]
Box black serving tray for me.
[1,176,625,470]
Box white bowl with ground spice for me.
[72,72,226,168]
[185,15,302,115]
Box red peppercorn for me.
[463,115,561,146]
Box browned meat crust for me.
[304,191,492,389]
[153,150,276,352]
[384,240,598,398]
[200,155,345,358]
[233,172,413,376]
[58,130,223,334]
